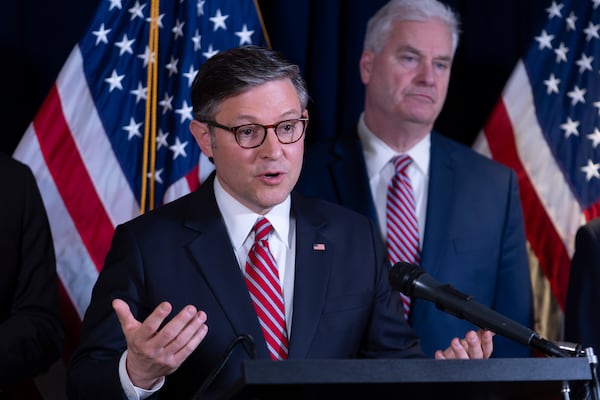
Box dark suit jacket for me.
[296,132,533,358]
[0,153,63,396]
[564,217,600,355]
[67,174,424,399]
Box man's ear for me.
[359,50,374,85]
[189,120,213,159]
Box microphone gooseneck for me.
[193,334,256,399]
[390,261,572,358]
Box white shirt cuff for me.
[119,350,165,400]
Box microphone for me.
[193,334,256,399]
[390,261,572,358]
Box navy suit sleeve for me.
[67,224,141,399]
[565,219,600,355]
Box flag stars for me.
[545,1,563,19]
[235,24,255,45]
[566,11,577,31]
[115,33,135,55]
[165,56,179,76]
[108,0,122,10]
[594,0,600,9]
[535,30,554,50]
[146,13,165,29]
[147,168,164,184]
[105,69,125,92]
[183,65,198,87]
[202,44,219,59]
[197,0,205,16]
[130,81,147,103]
[175,100,193,123]
[575,53,593,74]
[156,129,169,150]
[581,159,600,181]
[159,92,174,114]
[554,42,569,63]
[172,20,185,39]
[594,100,600,116]
[560,117,580,138]
[169,137,188,160]
[128,1,146,21]
[543,73,560,94]
[587,128,600,148]
[92,23,111,45]
[192,29,202,51]
[584,21,600,41]
[567,85,586,106]
[138,46,155,67]
[210,9,229,32]
[123,117,142,140]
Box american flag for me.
[12,0,267,394]
[474,0,600,339]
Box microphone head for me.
[389,262,425,295]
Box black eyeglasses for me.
[201,118,308,149]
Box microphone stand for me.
[584,347,600,400]
[531,341,600,400]
[192,334,256,400]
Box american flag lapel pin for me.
[313,243,326,251]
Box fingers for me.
[139,302,174,341]
[162,307,208,356]
[464,330,484,359]
[148,303,195,349]
[114,299,209,388]
[435,329,494,360]
[478,329,495,358]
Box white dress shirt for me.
[357,112,430,247]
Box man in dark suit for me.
[0,153,64,398]
[67,45,493,399]
[565,218,600,355]
[296,0,533,358]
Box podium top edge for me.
[242,357,593,384]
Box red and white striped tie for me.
[386,155,421,320]
[244,217,289,360]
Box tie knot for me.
[253,217,272,242]
[392,154,412,175]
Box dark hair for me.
[191,45,309,121]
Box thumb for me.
[112,298,139,332]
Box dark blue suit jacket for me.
[565,217,600,355]
[296,132,533,358]
[0,153,63,396]
[67,174,424,399]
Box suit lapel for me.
[422,134,456,276]
[330,136,379,229]
[286,194,334,358]
[183,177,270,359]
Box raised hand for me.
[112,299,209,389]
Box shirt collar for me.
[357,112,430,178]
[213,176,291,250]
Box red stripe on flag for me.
[186,164,200,191]
[484,99,571,309]
[584,200,600,221]
[33,84,114,271]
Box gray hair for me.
[364,0,461,55]
[191,45,309,121]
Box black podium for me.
[229,358,594,399]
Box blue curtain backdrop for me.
[1,0,551,153]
